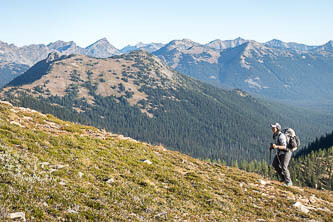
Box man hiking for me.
[270,123,293,186]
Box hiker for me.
[270,123,293,186]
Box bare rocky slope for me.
[0,101,332,221]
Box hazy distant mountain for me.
[0,38,121,87]
[217,40,333,106]
[313,40,333,52]
[154,38,333,110]
[0,41,50,87]
[85,38,121,57]
[205,37,248,50]
[120,42,165,53]
[153,39,221,80]
[0,38,120,66]
[0,41,50,66]
[264,39,317,51]
[2,37,333,110]
[47,40,85,55]
[0,62,29,87]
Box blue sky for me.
[1,0,332,48]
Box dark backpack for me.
[282,128,300,151]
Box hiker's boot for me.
[285,181,293,186]
[277,174,285,182]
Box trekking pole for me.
[275,148,282,167]
[269,148,272,164]
[269,147,272,177]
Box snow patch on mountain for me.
[245,77,268,90]
[240,55,251,69]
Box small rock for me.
[39,162,50,169]
[67,209,78,214]
[55,164,66,169]
[106,178,114,184]
[141,159,152,165]
[23,116,33,121]
[154,211,167,219]
[59,181,66,186]
[258,179,268,185]
[309,195,318,204]
[140,159,152,165]
[10,121,24,127]
[0,101,13,107]
[7,212,26,222]
[293,201,309,214]
[39,162,50,165]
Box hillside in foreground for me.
[0,101,332,221]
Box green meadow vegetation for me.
[0,102,332,221]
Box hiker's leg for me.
[272,155,283,179]
[281,151,292,184]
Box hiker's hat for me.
[271,122,281,130]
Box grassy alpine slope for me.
[0,101,332,221]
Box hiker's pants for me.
[272,150,292,183]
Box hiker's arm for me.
[277,133,287,150]
[272,134,287,150]
[274,144,287,150]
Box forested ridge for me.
[2,51,333,166]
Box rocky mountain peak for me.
[323,40,333,50]
[206,38,248,50]
[0,41,18,51]
[120,42,165,53]
[85,38,120,57]
[206,39,223,49]
[166,39,198,49]
[87,38,110,47]
[265,39,285,47]
[244,40,267,51]
[265,39,318,51]
[47,40,75,50]
[312,40,333,52]
[235,37,245,41]
[135,42,146,47]
[45,51,62,63]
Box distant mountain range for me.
[1,37,333,110]
[0,38,121,87]
[2,51,333,163]
[153,39,333,110]
[120,42,165,53]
